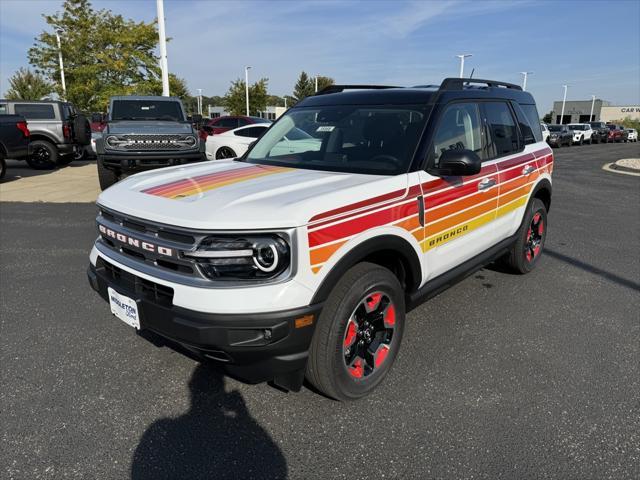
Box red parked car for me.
[607,124,629,143]
[198,115,270,140]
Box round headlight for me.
[253,243,279,272]
[183,135,196,146]
[105,135,118,148]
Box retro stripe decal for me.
[308,149,553,273]
[141,165,291,199]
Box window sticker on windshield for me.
[316,126,335,132]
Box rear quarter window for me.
[14,104,56,120]
[519,104,543,143]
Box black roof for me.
[298,78,536,107]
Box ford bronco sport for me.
[88,78,553,400]
[96,96,205,190]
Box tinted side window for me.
[237,118,250,127]
[216,117,239,128]
[0,104,7,114]
[432,102,484,165]
[14,104,55,120]
[484,102,520,157]
[234,126,266,138]
[515,103,542,143]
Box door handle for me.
[522,165,536,175]
[477,178,496,191]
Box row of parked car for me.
[541,121,637,148]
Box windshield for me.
[568,124,585,130]
[111,100,185,122]
[548,125,563,132]
[245,105,429,175]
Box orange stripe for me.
[498,183,532,207]
[310,240,347,265]
[425,201,495,237]
[167,169,284,199]
[144,166,258,196]
[426,189,495,223]
[394,215,420,232]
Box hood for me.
[97,160,408,229]
[106,121,193,135]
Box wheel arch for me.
[29,133,59,146]
[530,177,552,213]
[310,234,422,305]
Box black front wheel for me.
[0,152,6,180]
[26,140,58,170]
[97,160,120,190]
[306,262,405,401]
[215,146,237,159]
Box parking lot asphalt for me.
[1,142,639,480]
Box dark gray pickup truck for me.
[0,114,31,180]
[96,96,206,190]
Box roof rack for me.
[440,77,522,91]
[315,84,401,96]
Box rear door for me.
[420,101,500,280]
[485,101,539,240]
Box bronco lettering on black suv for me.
[88,78,553,400]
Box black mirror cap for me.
[428,149,482,177]
[192,114,203,123]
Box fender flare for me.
[310,234,422,304]
[530,177,552,212]
[28,132,61,146]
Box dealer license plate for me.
[107,287,140,329]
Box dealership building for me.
[551,99,640,124]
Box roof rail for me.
[440,77,522,91]
[315,84,401,96]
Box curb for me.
[602,163,640,177]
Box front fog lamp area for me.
[185,235,290,280]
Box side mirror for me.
[429,149,482,177]
[192,114,203,123]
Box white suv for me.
[568,123,594,145]
[88,78,553,400]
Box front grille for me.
[108,134,196,151]
[97,208,200,278]
[97,257,174,305]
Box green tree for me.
[5,68,54,100]
[315,75,335,92]
[147,74,190,99]
[222,78,269,116]
[28,0,161,111]
[293,71,314,103]
[542,111,553,124]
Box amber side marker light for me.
[295,314,314,328]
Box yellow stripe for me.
[169,169,285,199]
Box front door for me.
[419,101,500,280]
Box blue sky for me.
[1,0,639,113]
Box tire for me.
[0,152,6,180]
[27,140,57,170]
[306,262,405,401]
[97,159,120,190]
[502,198,547,274]
[588,137,593,145]
[73,114,91,145]
[578,136,583,146]
[215,146,237,159]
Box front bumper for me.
[87,261,322,389]
[99,150,206,171]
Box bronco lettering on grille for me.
[98,224,174,257]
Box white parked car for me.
[540,123,550,142]
[625,128,638,142]
[206,123,321,160]
[567,123,594,145]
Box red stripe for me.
[309,188,407,223]
[496,152,535,171]
[309,201,418,247]
[143,166,263,195]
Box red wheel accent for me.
[366,293,382,311]
[349,358,364,378]
[525,210,545,263]
[344,319,357,348]
[374,344,390,368]
[538,218,545,234]
[384,304,396,327]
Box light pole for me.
[315,75,319,93]
[196,88,203,115]
[520,71,532,91]
[284,96,287,109]
[245,66,251,116]
[455,54,472,78]
[589,95,596,121]
[156,0,170,96]
[54,30,66,99]
[560,84,569,124]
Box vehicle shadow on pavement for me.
[1,159,96,184]
[130,363,288,480]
